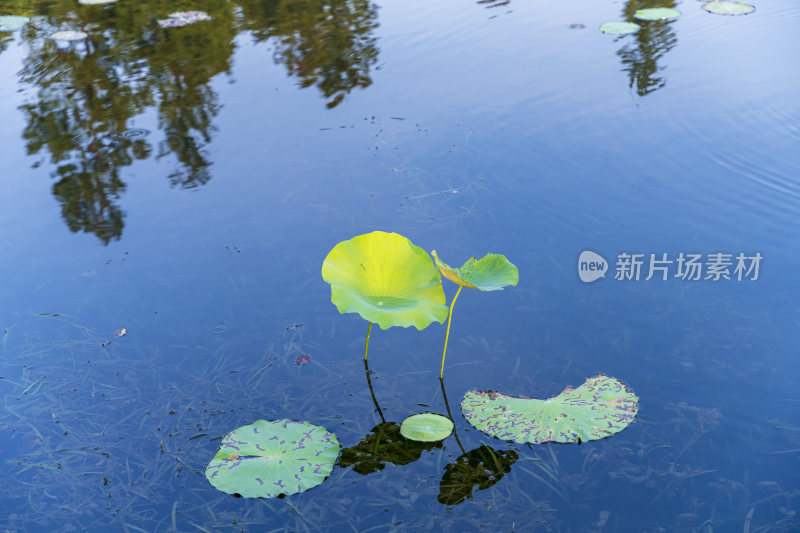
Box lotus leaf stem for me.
[439,286,462,379]
[364,322,373,361]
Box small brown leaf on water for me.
[294,354,311,366]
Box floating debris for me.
[634,7,681,20]
[114,328,127,338]
[702,0,755,15]
[158,11,211,28]
[294,354,311,366]
[599,22,641,34]
[568,23,586,29]
[0,15,30,31]
[51,30,88,41]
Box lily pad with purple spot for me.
[205,419,340,498]
[461,374,639,444]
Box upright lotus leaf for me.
[431,251,518,291]
[338,422,442,475]
[430,250,518,378]
[205,419,340,498]
[461,374,638,444]
[702,0,755,15]
[400,413,454,442]
[438,445,518,505]
[322,232,447,331]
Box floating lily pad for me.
[702,0,755,15]
[78,0,118,4]
[400,414,454,442]
[599,22,641,34]
[431,251,518,291]
[461,374,639,444]
[0,15,30,31]
[634,7,681,20]
[322,232,448,330]
[338,422,442,474]
[158,11,212,28]
[51,30,88,41]
[439,445,518,505]
[205,419,340,498]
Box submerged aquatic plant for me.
[338,422,443,474]
[431,251,518,378]
[205,419,340,498]
[461,374,639,444]
[322,231,447,361]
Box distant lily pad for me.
[634,7,681,20]
[78,0,118,4]
[51,30,88,41]
[599,22,641,34]
[702,0,755,15]
[0,15,30,31]
[205,419,340,498]
[461,374,639,444]
[322,232,447,330]
[158,11,212,28]
[431,251,518,291]
[400,414,454,442]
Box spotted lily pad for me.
[702,0,755,15]
[158,11,212,28]
[431,251,518,291]
[322,232,447,330]
[634,7,681,20]
[599,22,641,34]
[51,30,88,41]
[439,445,518,505]
[205,419,340,498]
[461,374,639,444]
[400,413,454,442]
[338,422,442,474]
[0,16,30,31]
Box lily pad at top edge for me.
[431,251,518,291]
[461,374,639,444]
[400,413,454,442]
[322,232,448,330]
[599,21,640,34]
[702,0,755,15]
[51,30,88,41]
[634,7,681,20]
[205,419,340,498]
[0,16,30,31]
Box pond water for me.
[1,0,799,531]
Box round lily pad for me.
[461,374,639,444]
[51,30,88,41]
[702,0,755,15]
[322,232,448,330]
[599,22,641,34]
[634,7,681,20]
[0,15,30,31]
[400,413,454,442]
[205,419,340,498]
[431,251,518,291]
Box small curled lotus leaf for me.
[461,374,638,444]
[702,0,755,15]
[322,232,447,330]
[205,419,340,498]
[0,16,30,31]
[431,251,518,291]
[634,7,681,20]
[599,22,640,34]
[400,413,454,442]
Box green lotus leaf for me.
[438,445,518,505]
[322,232,447,330]
[702,0,755,15]
[634,7,681,20]
[338,422,442,474]
[461,374,639,444]
[599,22,641,35]
[0,16,30,31]
[205,419,340,498]
[399,413,454,442]
[431,251,518,291]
